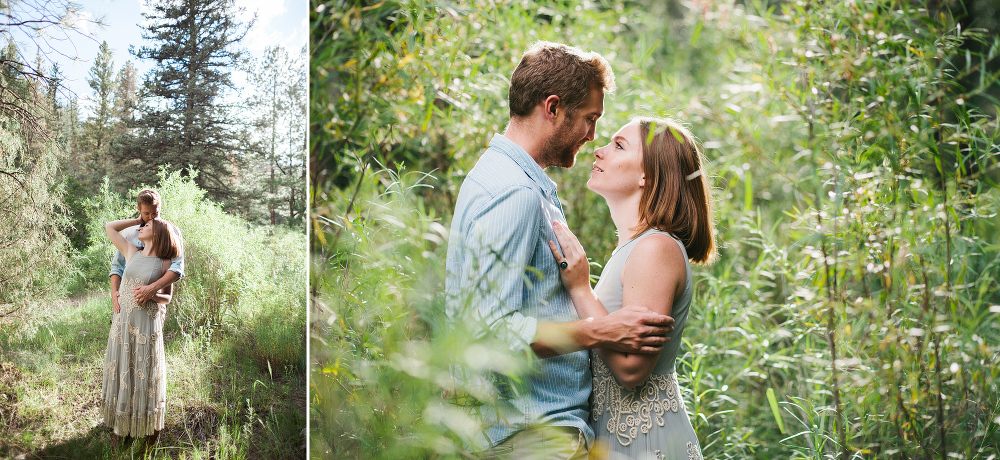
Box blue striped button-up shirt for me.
[445,134,593,449]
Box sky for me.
[7,0,307,116]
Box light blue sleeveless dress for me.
[589,229,703,460]
[100,253,168,437]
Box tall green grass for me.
[0,295,304,459]
[311,0,1000,458]
[311,168,533,458]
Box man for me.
[110,189,184,316]
[445,42,675,459]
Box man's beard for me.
[538,117,579,168]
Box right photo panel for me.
[309,1,1000,459]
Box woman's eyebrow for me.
[615,135,629,146]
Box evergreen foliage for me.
[112,60,138,132]
[242,45,308,226]
[1,38,73,321]
[85,40,115,153]
[125,0,253,205]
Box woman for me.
[548,117,714,460]
[101,216,181,447]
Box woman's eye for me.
[615,142,623,149]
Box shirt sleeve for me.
[458,185,542,354]
[109,249,126,279]
[168,224,185,279]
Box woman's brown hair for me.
[633,117,716,264]
[148,218,182,260]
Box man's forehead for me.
[585,90,605,115]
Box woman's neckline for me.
[612,230,646,256]
[612,228,676,256]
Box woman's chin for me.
[585,181,603,196]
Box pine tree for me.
[0,44,72,318]
[127,0,252,205]
[245,45,306,226]
[85,41,116,152]
[283,46,307,226]
[112,60,138,134]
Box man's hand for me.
[112,290,121,314]
[133,285,157,304]
[592,305,675,354]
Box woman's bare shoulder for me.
[629,232,684,266]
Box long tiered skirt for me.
[100,276,167,437]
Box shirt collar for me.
[490,133,558,196]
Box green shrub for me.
[153,170,306,339]
[1,128,74,324]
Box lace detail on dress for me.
[119,277,162,317]
[687,441,703,460]
[591,355,684,447]
[101,269,166,437]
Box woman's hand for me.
[133,284,157,303]
[134,284,172,305]
[547,220,591,296]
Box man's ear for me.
[542,95,560,122]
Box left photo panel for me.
[1,0,307,458]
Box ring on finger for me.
[559,261,568,269]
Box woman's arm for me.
[550,222,685,389]
[547,221,613,319]
[148,284,172,305]
[105,218,141,261]
[598,234,685,389]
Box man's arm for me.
[458,186,672,359]
[109,245,127,314]
[536,220,675,360]
[110,274,122,314]
[530,306,673,359]
[146,259,174,305]
[133,271,180,303]
[455,186,543,356]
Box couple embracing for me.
[446,42,714,460]
[101,189,184,448]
